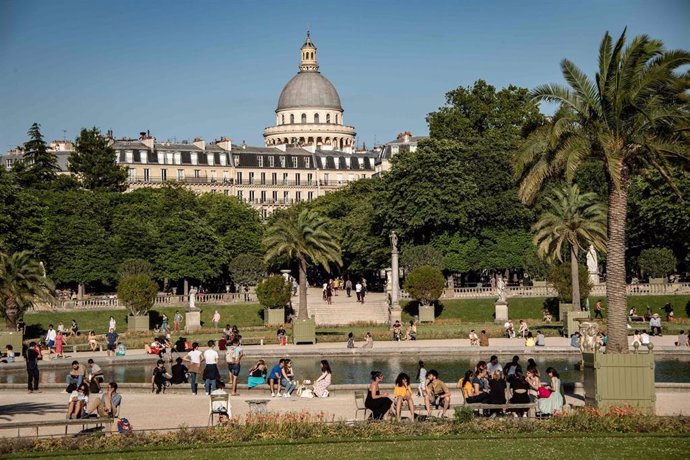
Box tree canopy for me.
[69,127,128,192]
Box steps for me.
[299,288,390,326]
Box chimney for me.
[140,131,154,149]
[193,137,205,150]
[217,137,232,151]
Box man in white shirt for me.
[203,340,220,395]
[355,282,363,303]
[45,325,57,355]
[487,355,503,375]
[226,338,243,396]
[504,320,515,338]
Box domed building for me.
[264,32,356,153]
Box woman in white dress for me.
[313,360,332,398]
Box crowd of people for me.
[321,276,368,304]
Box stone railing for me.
[399,282,690,300]
[49,292,257,311]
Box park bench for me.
[70,343,103,353]
[0,417,115,437]
[241,337,267,346]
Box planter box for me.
[127,314,149,333]
[582,351,655,414]
[264,308,285,326]
[562,310,589,337]
[558,303,573,321]
[0,331,23,356]
[649,277,666,285]
[185,311,201,333]
[292,318,316,345]
[418,305,435,323]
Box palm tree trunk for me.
[606,171,630,354]
[570,245,581,311]
[297,258,309,320]
[4,297,19,331]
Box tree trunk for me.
[297,258,309,320]
[570,245,581,311]
[183,278,189,296]
[4,297,19,331]
[606,170,630,354]
[78,283,85,300]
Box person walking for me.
[345,278,353,297]
[355,281,362,303]
[594,300,603,319]
[26,341,41,393]
[174,311,183,333]
[45,324,56,357]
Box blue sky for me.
[1,0,688,151]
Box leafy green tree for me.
[0,251,54,330]
[198,193,263,260]
[548,263,592,304]
[0,167,46,254]
[475,229,534,271]
[532,185,607,311]
[118,259,154,280]
[514,30,689,353]
[403,266,445,306]
[638,248,676,279]
[69,127,128,191]
[401,245,444,273]
[263,209,342,320]
[117,274,158,316]
[13,123,60,188]
[255,275,291,309]
[229,254,265,286]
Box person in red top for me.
[594,300,604,319]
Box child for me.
[277,325,287,346]
[346,332,354,349]
[1,345,15,363]
[416,360,427,397]
[55,330,64,359]
[116,342,127,356]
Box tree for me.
[117,274,158,316]
[263,209,342,320]
[400,245,444,273]
[638,248,676,279]
[514,30,690,353]
[118,259,154,280]
[228,254,265,286]
[69,127,128,191]
[0,251,54,330]
[255,275,291,310]
[548,263,593,303]
[14,123,60,188]
[532,185,607,310]
[0,166,46,254]
[403,266,445,306]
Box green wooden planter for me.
[582,351,655,414]
[418,305,435,323]
[127,314,150,333]
[0,331,23,356]
[292,318,316,345]
[562,310,589,337]
[557,303,573,321]
[264,308,285,326]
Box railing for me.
[399,282,690,300]
[50,293,257,311]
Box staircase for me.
[299,288,390,326]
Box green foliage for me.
[454,406,474,424]
[69,127,128,191]
[403,266,445,305]
[522,250,552,281]
[117,274,159,316]
[13,123,60,188]
[0,251,54,329]
[228,254,265,286]
[118,259,153,280]
[400,245,443,273]
[255,275,291,309]
[638,248,677,278]
[433,234,480,273]
[548,263,592,303]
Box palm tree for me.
[0,251,55,330]
[514,29,690,353]
[533,185,607,310]
[263,209,342,320]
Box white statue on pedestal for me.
[189,287,197,310]
[496,276,507,303]
[586,245,600,285]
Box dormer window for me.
[257,155,264,167]
[292,157,298,168]
[233,155,240,166]
[269,156,275,168]
[280,156,286,167]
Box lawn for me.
[7,434,690,460]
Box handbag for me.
[537,386,552,399]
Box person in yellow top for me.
[393,372,416,422]
[458,370,475,399]
[525,332,536,347]
[424,370,451,417]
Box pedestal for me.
[494,301,508,324]
[127,314,150,333]
[185,311,201,333]
[264,308,284,326]
[389,307,402,327]
[588,273,600,286]
[418,305,435,323]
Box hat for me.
[652,313,660,318]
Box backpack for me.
[117,418,133,433]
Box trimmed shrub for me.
[117,274,158,316]
[403,266,445,306]
[256,275,291,309]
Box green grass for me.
[8,434,690,460]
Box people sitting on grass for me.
[393,372,415,422]
[365,371,393,420]
[542,308,552,323]
[424,369,451,417]
[392,321,403,341]
[268,359,285,397]
[67,382,89,419]
[504,320,515,338]
[170,357,189,385]
[313,360,332,398]
[537,367,564,415]
[479,330,489,346]
[87,381,122,418]
[405,320,417,341]
[247,360,267,389]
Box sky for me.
[1,0,689,151]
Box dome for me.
[277,72,342,111]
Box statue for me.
[389,231,398,253]
[579,321,599,353]
[586,245,598,274]
[188,287,197,311]
[496,276,507,303]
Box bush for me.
[228,254,265,286]
[638,247,676,278]
[453,406,473,424]
[403,266,445,305]
[117,274,158,316]
[401,245,444,273]
[118,259,153,280]
[548,263,592,302]
[256,275,291,309]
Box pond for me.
[1,354,689,385]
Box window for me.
[211,170,217,182]
[128,168,136,182]
[335,114,339,124]
[125,150,133,163]
[334,158,340,170]
[249,172,254,184]
[296,191,302,202]
[177,169,184,180]
[282,173,288,185]
[161,169,168,181]
[292,157,298,168]
[257,155,263,167]
[323,173,329,185]
[174,152,181,165]
[281,115,285,124]
[301,113,307,124]
[283,191,289,202]
[224,190,229,196]
[279,156,286,168]
[268,156,275,168]
[326,114,330,124]
[260,190,266,203]
[304,157,310,168]
[308,191,314,201]
[237,190,243,200]
[271,173,277,185]
[295,173,301,185]
[290,114,294,124]
[233,155,240,166]
[314,113,319,124]
[236,172,243,184]
[260,172,266,185]
[249,191,255,203]
[307,173,313,185]
[194,169,201,178]
[272,191,278,202]
[261,208,268,219]
[223,170,230,183]
[143,168,150,182]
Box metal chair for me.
[354,391,371,420]
[208,392,231,426]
